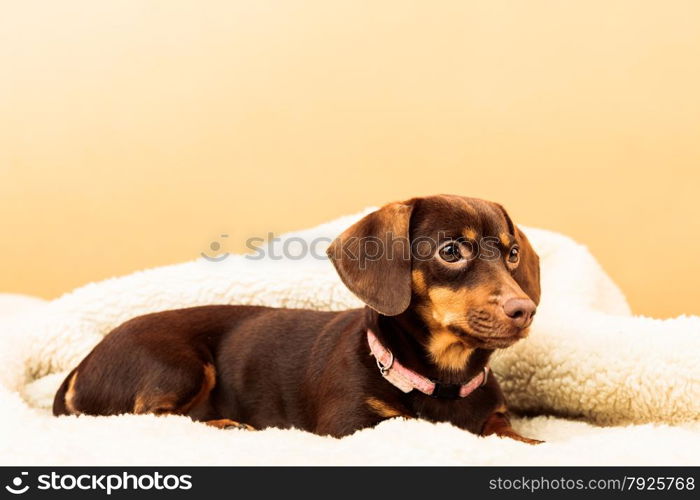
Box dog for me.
[53,194,541,443]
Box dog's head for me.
[327,194,540,370]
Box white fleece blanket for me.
[0,210,698,465]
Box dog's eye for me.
[438,242,463,263]
[508,246,520,264]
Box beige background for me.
[1,1,698,318]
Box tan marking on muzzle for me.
[416,285,495,371]
[426,285,493,327]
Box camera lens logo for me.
[5,472,29,495]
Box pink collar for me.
[367,329,489,399]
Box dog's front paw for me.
[204,419,256,431]
[498,429,544,445]
[481,411,543,445]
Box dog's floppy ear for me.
[513,226,541,305]
[327,201,414,316]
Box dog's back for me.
[52,305,358,430]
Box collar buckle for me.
[375,351,394,375]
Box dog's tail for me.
[52,368,77,416]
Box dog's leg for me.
[132,363,217,417]
[204,419,256,431]
[481,411,543,445]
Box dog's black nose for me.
[503,298,536,328]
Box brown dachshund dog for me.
[53,195,541,443]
